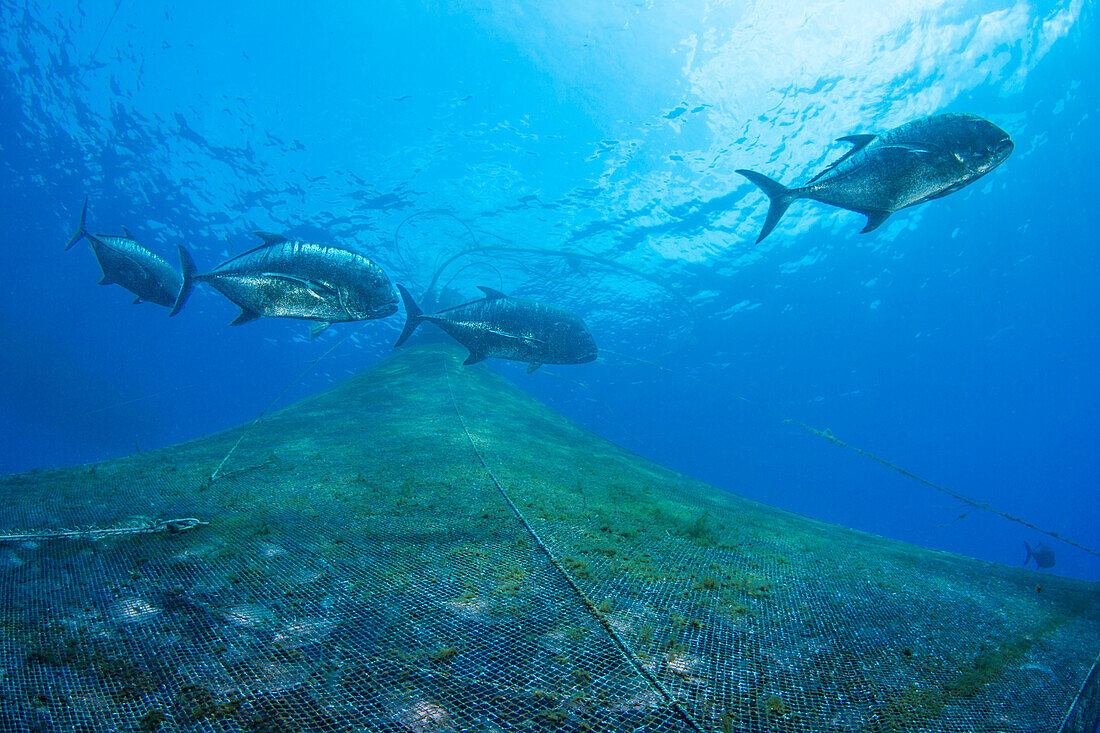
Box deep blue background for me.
[1,1,1096,581]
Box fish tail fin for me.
[736,170,799,244]
[394,284,424,348]
[1023,541,1033,566]
[65,197,89,250]
[169,244,197,317]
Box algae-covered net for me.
[0,344,1097,733]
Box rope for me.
[1059,653,1100,733]
[438,349,707,733]
[599,348,1100,559]
[209,327,361,483]
[0,517,207,543]
[787,420,1100,559]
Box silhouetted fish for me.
[65,199,192,311]
[173,232,397,334]
[394,285,597,373]
[1024,541,1056,570]
[737,113,1014,242]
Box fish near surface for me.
[65,199,192,311]
[736,113,1014,243]
[173,232,397,332]
[394,285,597,373]
[1024,541,1056,570]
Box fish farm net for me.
[0,343,1097,733]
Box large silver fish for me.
[1024,541,1056,570]
[65,199,191,311]
[172,232,397,333]
[737,113,1014,243]
[394,285,597,373]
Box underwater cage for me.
[0,343,1097,733]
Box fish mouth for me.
[361,301,398,320]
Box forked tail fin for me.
[169,244,197,317]
[64,198,89,250]
[735,170,799,244]
[1023,541,1034,566]
[394,284,424,348]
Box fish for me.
[736,113,1014,243]
[394,285,598,373]
[1024,541,1056,570]
[65,198,192,311]
[173,232,398,333]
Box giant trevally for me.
[173,232,397,334]
[65,199,192,312]
[1024,541,1056,570]
[736,113,1014,243]
[394,285,597,372]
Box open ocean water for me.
[0,0,1097,590]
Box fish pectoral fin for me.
[919,182,968,203]
[229,309,261,326]
[878,144,936,158]
[860,210,892,234]
[477,285,507,300]
[309,321,330,339]
[261,272,338,296]
[132,296,142,304]
[526,362,542,374]
[486,329,545,347]
[97,276,113,285]
[462,349,488,366]
[806,134,878,184]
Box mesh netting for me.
[1,343,1097,733]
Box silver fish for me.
[394,285,597,373]
[1024,541,1056,570]
[65,199,191,311]
[173,232,397,334]
[737,113,1014,242]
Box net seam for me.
[439,349,706,733]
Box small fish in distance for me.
[1024,541,1056,570]
[394,284,597,373]
[173,232,397,335]
[65,198,193,312]
[736,113,1014,243]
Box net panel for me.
[0,343,1096,733]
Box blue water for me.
[1,1,1096,581]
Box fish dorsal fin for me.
[837,134,877,148]
[806,134,878,184]
[120,225,134,239]
[254,231,289,246]
[478,286,507,300]
[214,233,292,268]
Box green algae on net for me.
[0,343,1097,732]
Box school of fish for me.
[65,112,1013,374]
